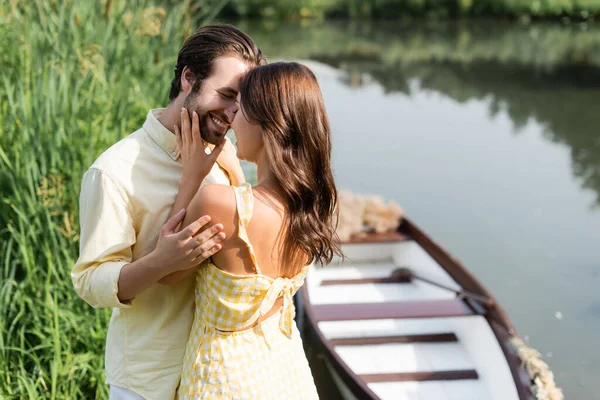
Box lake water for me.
[234,19,600,399]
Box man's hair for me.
[168,24,266,101]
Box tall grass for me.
[0,0,226,398]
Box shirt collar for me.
[143,108,180,161]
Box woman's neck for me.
[254,151,284,204]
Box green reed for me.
[0,0,225,397]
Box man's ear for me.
[180,66,195,94]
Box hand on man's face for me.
[182,55,249,145]
[183,92,232,146]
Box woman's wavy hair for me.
[238,62,342,276]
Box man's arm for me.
[72,167,138,308]
[116,210,224,302]
[72,168,225,307]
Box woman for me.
[164,62,341,399]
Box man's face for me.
[183,56,249,145]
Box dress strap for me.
[233,183,261,274]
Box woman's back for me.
[177,61,340,400]
[191,182,307,324]
[205,183,297,280]
[178,184,318,400]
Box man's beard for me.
[183,92,228,145]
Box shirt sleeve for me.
[71,167,136,309]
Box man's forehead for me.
[207,56,249,90]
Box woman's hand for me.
[216,137,246,186]
[175,108,225,185]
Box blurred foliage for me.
[219,0,600,19]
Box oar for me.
[392,267,496,309]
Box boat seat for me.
[361,369,479,383]
[329,332,458,346]
[310,299,473,322]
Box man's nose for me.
[224,105,237,123]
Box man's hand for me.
[150,209,225,273]
[116,208,225,302]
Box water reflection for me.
[240,20,600,207]
[235,19,600,399]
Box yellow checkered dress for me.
[178,184,319,399]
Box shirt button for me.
[171,151,177,157]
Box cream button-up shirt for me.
[72,109,230,400]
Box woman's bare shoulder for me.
[189,184,238,231]
[197,184,236,205]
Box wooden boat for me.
[299,218,536,400]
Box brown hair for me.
[239,62,342,277]
[169,24,265,101]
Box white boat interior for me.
[305,239,520,400]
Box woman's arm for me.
[224,166,245,187]
[217,137,246,186]
[156,108,228,287]
[166,108,226,229]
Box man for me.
[72,25,265,400]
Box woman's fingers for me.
[174,125,182,153]
[192,111,201,144]
[181,108,192,147]
[208,138,226,164]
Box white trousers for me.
[109,386,146,400]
